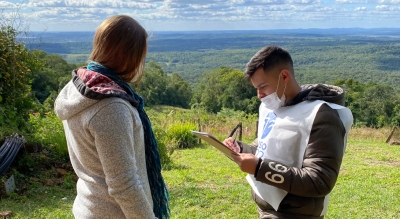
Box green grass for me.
[326,138,400,219]
[163,145,256,218]
[1,129,399,218]
[0,186,74,218]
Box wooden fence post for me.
[229,122,243,141]
[197,118,201,144]
[386,126,397,144]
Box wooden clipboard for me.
[191,131,239,160]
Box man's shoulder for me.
[313,103,344,130]
[317,102,337,112]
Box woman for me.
[54,15,170,219]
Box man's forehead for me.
[253,81,268,89]
[251,71,268,88]
[251,67,282,87]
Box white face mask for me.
[260,75,287,110]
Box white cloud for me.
[335,0,369,3]
[31,7,118,21]
[355,6,367,10]
[27,0,157,9]
[253,0,283,4]
[229,0,246,3]
[288,0,321,4]
[377,0,400,4]
[376,4,400,10]
[0,1,16,8]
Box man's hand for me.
[231,153,259,175]
[223,137,240,153]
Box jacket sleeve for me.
[90,102,155,219]
[238,138,258,154]
[254,104,346,197]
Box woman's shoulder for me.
[93,97,137,113]
[87,97,140,125]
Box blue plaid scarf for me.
[87,62,170,219]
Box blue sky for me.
[1,0,400,31]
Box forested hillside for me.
[27,29,400,87]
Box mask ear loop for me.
[275,74,281,93]
[282,82,287,96]
[278,74,287,103]
[276,73,287,95]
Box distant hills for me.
[25,28,400,52]
[24,28,400,87]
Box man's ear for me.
[281,69,291,83]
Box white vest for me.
[246,100,353,215]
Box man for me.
[224,46,353,219]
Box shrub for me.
[167,122,198,149]
[153,125,174,169]
[29,112,68,160]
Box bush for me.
[167,122,198,149]
[153,125,174,169]
[29,112,68,160]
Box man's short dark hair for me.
[245,46,293,81]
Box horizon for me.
[30,27,400,31]
[27,27,400,34]
[2,0,400,32]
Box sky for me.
[1,0,400,32]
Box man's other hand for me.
[223,137,240,153]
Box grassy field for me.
[326,129,400,219]
[1,127,399,218]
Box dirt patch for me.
[0,144,75,198]
[368,159,400,167]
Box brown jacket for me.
[239,84,347,219]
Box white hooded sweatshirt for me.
[54,68,155,219]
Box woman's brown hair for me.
[89,15,148,83]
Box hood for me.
[286,84,345,107]
[54,68,138,120]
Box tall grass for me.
[167,122,198,148]
[348,127,393,142]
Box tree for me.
[391,104,400,126]
[359,84,398,127]
[133,61,192,108]
[30,50,75,103]
[134,61,168,105]
[0,25,43,131]
[334,79,400,127]
[165,73,192,108]
[192,67,257,113]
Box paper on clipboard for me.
[191,131,239,160]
